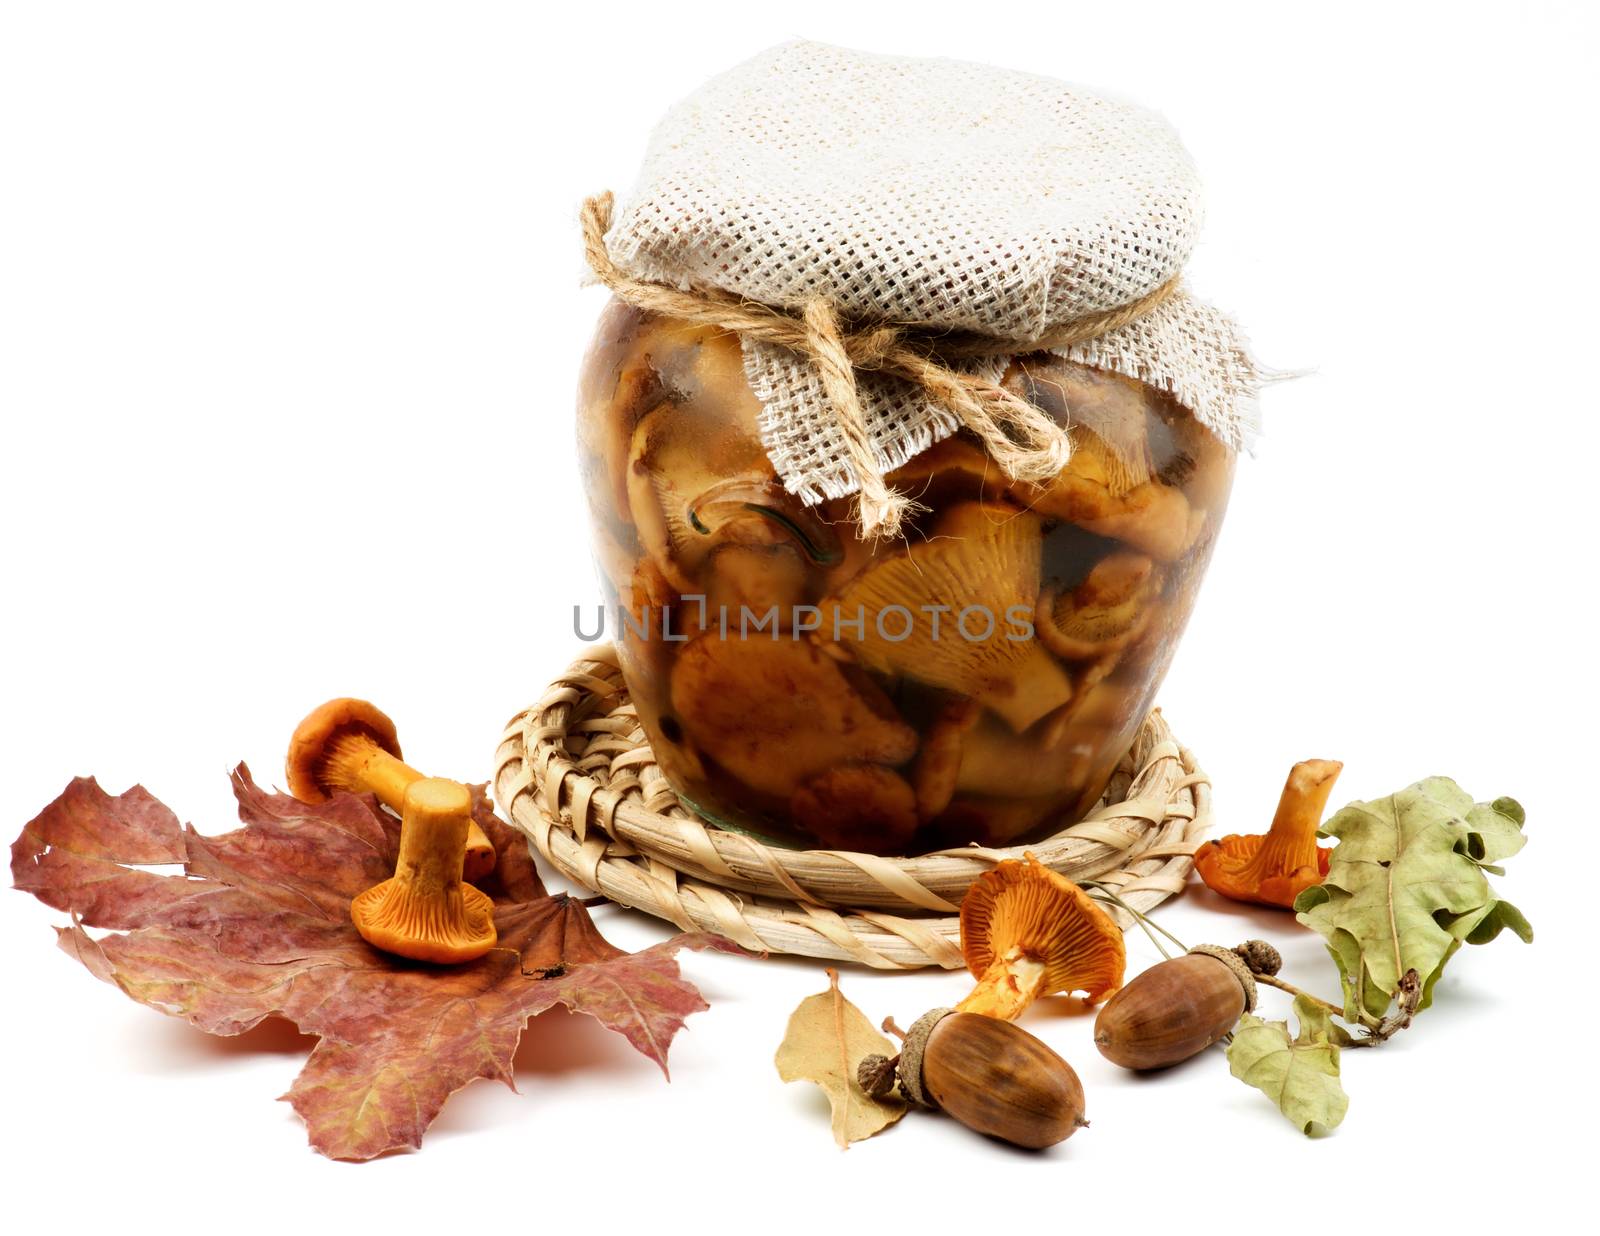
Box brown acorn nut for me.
[899,1009,1087,1149]
[1093,945,1258,1070]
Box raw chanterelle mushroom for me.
[1195,759,1342,908]
[822,503,1073,732]
[955,857,1125,1021]
[287,698,496,884]
[351,777,497,964]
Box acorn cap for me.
[960,858,1125,1008]
[286,698,401,803]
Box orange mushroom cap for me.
[956,857,1125,1020]
[351,778,496,965]
[1195,758,1343,909]
[286,697,403,803]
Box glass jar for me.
[577,301,1234,855]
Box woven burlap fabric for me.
[604,41,1263,505]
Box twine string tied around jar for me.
[580,191,1182,539]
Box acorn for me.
[1093,943,1269,1070]
[867,1008,1088,1149]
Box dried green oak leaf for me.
[1228,995,1349,1135]
[1294,777,1531,1022]
[775,969,905,1147]
[1289,994,1354,1049]
[12,766,741,1160]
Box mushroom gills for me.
[350,778,497,965]
[822,503,1073,732]
[957,858,1125,1020]
[352,881,496,964]
[318,728,424,803]
[1036,551,1161,661]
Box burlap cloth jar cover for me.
[595,41,1263,532]
[498,43,1268,964]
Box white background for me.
[2,1,1593,1229]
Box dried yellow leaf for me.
[774,969,905,1148]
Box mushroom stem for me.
[350,778,497,965]
[304,718,496,885]
[1242,759,1343,885]
[394,778,473,890]
[322,731,426,805]
[957,947,1050,1021]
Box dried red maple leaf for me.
[11,764,739,1160]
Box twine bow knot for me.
[580,191,1179,538]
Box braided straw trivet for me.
[493,646,1212,969]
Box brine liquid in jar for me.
[577,302,1234,855]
